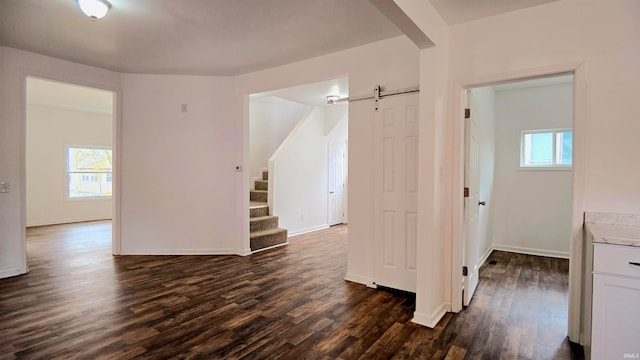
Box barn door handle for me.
[630,262,640,267]
[478,201,486,206]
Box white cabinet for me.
[591,243,640,360]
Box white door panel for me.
[463,90,481,306]
[328,142,346,226]
[374,93,418,293]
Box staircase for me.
[250,170,288,252]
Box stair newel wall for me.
[267,160,274,216]
[267,107,331,237]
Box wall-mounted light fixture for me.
[76,0,112,20]
[326,95,348,105]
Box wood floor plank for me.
[444,344,466,360]
[0,221,584,359]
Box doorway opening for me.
[25,76,116,259]
[328,140,347,227]
[247,77,349,252]
[457,73,577,344]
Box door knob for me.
[479,201,486,206]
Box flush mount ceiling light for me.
[326,95,348,105]
[76,0,112,20]
[326,95,340,104]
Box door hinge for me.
[464,187,469,198]
[464,108,470,119]
[374,85,381,112]
[462,266,468,276]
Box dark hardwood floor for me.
[0,221,583,359]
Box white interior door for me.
[463,90,481,306]
[374,93,418,293]
[328,142,346,226]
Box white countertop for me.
[585,222,640,247]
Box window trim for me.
[66,145,113,200]
[520,128,572,169]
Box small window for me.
[67,147,112,198]
[521,129,572,168]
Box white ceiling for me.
[429,0,560,25]
[27,77,114,114]
[252,77,349,107]
[3,0,565,107]
[0,1,565,76]
[0,0,402,76]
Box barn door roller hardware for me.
[349,85,420,111]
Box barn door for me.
[373,93,419,293]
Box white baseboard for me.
[288,224,329,237]
[120,248,244,255]
[121,246,284,256]
[0,268,25,279]
[412,302,448,328]
[479,246,493,267]
[492,244,570,259]
[250,242,288,254]
[344,272,376,288]
[27,217,112,227]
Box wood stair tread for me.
[250,202,267,209]
[250,228,287,238]
[250,215,277,222]
[249,170,286,252]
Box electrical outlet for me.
[0,181,9,193]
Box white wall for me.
[470,87,495,262]
[250,96,311,181]
[0,46,121,279]
[236,35,421,286]
[414,43,450,327]
[26,104,113,226]
[1,37,420,278]
[394,0,640,328]
[491,83,573,257]
[445,0,640,339]
[120,74,245,254]
[386,0,451,328]
[268,104,348,235]
[325,105,348,140]
[271,107,329,235]
[449,0,640,215]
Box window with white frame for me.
[67,147,112,198]
[520,129,572,168]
